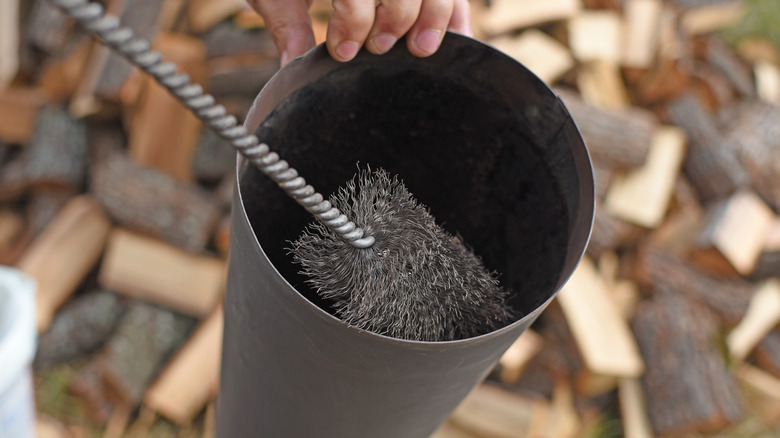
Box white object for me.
[0,266,37,438]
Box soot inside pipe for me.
[241,62,570,338]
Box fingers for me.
[249,0,316,66]
[406,0,454,57]
[448,0,472,37]
[327,0,377,62]
[366,0,422,55]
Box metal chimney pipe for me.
[218,33,594,438]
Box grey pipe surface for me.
[218,33,594,437]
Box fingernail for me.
[335,41,360,60]
[280,50,290,67]
[414,29,442,55]
[372,33,397,54]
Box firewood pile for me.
[1,0,779,436]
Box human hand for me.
[247,0,473,66]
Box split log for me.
[528,381,580,438]
[632,287,743,436]
[497,329,544,384]
[187,0,249,34]
[755,61,780,104]
[99,228,226,317]
[632,58,691,105]
[576,60,630,110]
[705,37,755,98]
[98,300,197,407]
[34,290,128,370]
[556,256,645,378]
[444,384,546,438]
[586,201,641,257]
[605,126,687,228]
[0,87,47,144]
[37,39,92,103]
[567,11,622,64]
[24,106,88,189]
[444,384,537,438]
[645,184,703,254]
[128,33,206,181]
[727,280,780,362]
[0,0,19,86]
[637,248,753,325]
[618,378,654,438]
[477,0,581,35]
[680,1,745,36]
[736,364,780,426]
[691,61,737,110]
[488,30,574,84]
[15,195,111,332]
[691,190,775,275]
[720,101,780,210]
[90,147,221,252]
[144,306,223,424]
[667,94,749,201]
[25,189,75,238]
[621,0,662,69]
[556,88,655,169]
[70,0,166,116]
[591,164,613,201]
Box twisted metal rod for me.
[49,0,375,248]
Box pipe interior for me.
[240,62,575,324]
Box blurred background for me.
[1,0,779,436]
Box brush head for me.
[289,169,518,341]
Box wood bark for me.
[667,94,749,201]
[34,290,128,370]
[586,201,640,258]
[97,300,197,407]
[556,88,655,169]
[191,128,237,183]
[144,306,223,424]
[720,101,780,210]
[637,248,753,325]
[24,106,88,189]
[90,147,220,252]
[208,54,278,100]
[705,37,755,98]
[92,0,166,99]
[69,0,165,116]
[202,22,276,59]
[24,0,71,55]
[632,287,743,435]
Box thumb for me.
[249,0,316,66]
